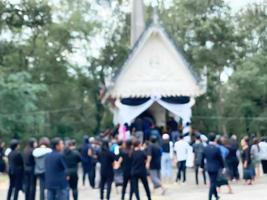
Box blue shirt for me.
[45,151,68,189]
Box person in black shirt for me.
[0,140,6,173]
[192,135,206,185]
[98,140,116,200]
[63,139,81,200]
[161,134,173,182]
[7,139,24,200]
[225,135,240,181]
[167,117,179,143]
[241,137,253,185]
[23,138,37,200]
[130,140,151,200]
[119,140,133,200]
[147,136,166,194]
[80,136,92,187]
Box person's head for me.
[89,137,95,144]
[101,140,109,152]
[179,134,184,140]
[10,139,19,151]
[83,135,89,144]
[216,137,223,145]
[195,134,201,141]
[39,137,50,147]
[51,137,64,152]
[71,139,76,148]
[0,140,4,148]
[117,140,123,147]
[150,135,158,144]
[253,137,259,145]
[162,133,170,141]
[208,133,216,142]
[125,140,132,149]
[241,136,249,148]
[27,138,37,149]
[133,139,141,148]
[231,134,237,141]
[65,139,72,149]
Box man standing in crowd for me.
[45,138,68,200]
[167,117,179,143]
[33,137,52,200]
[203,134,224,200]
[174,135,190,183]
[147,136,166,194]
[88,137,98,189]
[80,135,92,187]
[132,117,144,143]
[192,134,206,185]
[161,134,173,182]
[63,139,81,200]
[7,139,24,200]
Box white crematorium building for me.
[104,0,205,128]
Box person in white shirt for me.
[259,137,267,174]
[174,135,191,183]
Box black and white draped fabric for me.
[113,96,195,125]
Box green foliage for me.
[0,0,266,141]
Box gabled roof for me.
[105,19,205,99]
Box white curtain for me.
[114,98,154,124]
[114,97,194,125]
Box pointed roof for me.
[105,18,205,99]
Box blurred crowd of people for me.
[0,118,267,200]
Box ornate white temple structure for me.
[104,0,205,127]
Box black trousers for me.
[262,160,267,174]
[121,173,132,200]
[208,171,219,200]
[89,164,96,188]
[130,174,151,200]
[100,175,113,200]
[68,174,78,200]
[195,165,206,185]
[7,173,23,200]
[24,171,36,200]
[176,160,186,182]
[82,163,90,186]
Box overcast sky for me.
[226,0,265,11]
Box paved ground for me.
[1,168,266,200]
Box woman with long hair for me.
[130,140,151,200]
[241,137,253,185]
[23,138,37,200]
[120,140,133,200]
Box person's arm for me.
[217,149,224,169]
[146,146,152,169]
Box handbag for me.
[114,169,123,186]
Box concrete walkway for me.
[1,169,266,200]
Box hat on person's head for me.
[162,134,170,140]
[89,137,95,143]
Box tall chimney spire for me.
[131,0,145,47]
